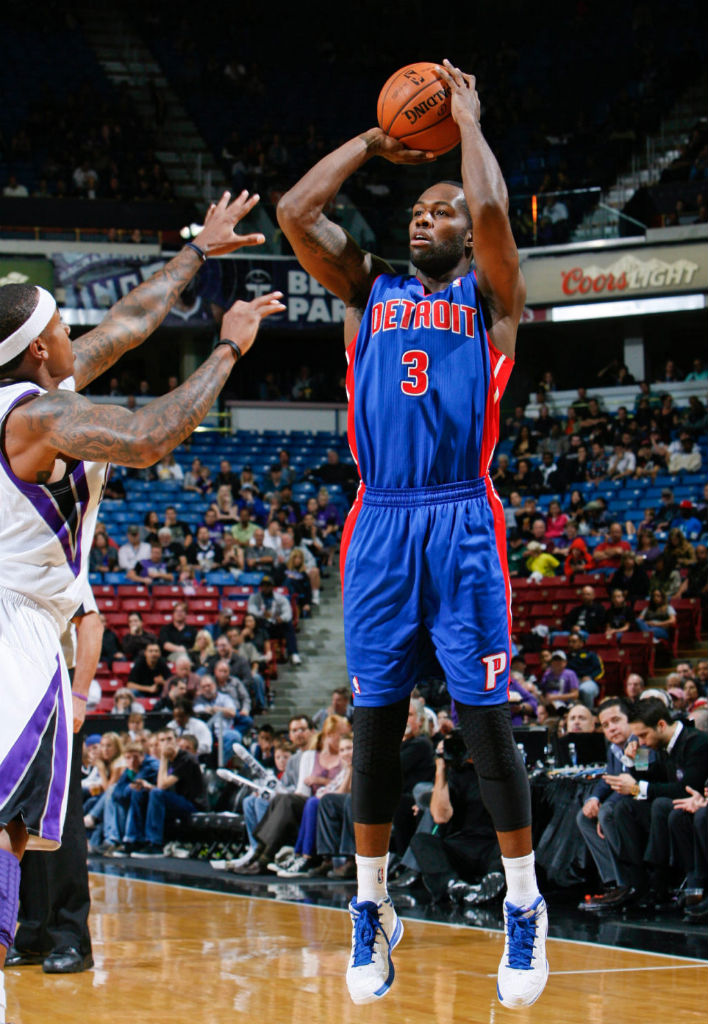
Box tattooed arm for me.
[71,191,266,391]
[5,294,285,481]
[277,130,433,338]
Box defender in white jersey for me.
[0,189,285,1024]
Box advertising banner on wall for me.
[521,238,708,306]
[0,256,54,291]
[51,252,394,329]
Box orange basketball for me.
[377,62,461,156]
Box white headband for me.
[0,286,57,364]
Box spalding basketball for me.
[377,62,461,156]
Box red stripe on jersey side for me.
[341,329,365,590]
[478,332,514,478]
[485,474,513,698]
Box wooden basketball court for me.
[5,873,706,1023]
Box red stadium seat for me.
[96,596,120,612]
[121,596,153,612]
[91,584,116,597]
[117,585,150,597]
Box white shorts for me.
[0,587,72,850]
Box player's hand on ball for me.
[195,190,267,256]
[438,59,481,126]
[369,127,436,165]
[220,292,286,358]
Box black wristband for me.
[184,241,207,262]
[216,338,243,360]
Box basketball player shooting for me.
[277,60,548,1008]
[0,190,284,1024]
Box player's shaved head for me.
[416,181,471,225]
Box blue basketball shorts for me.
[341,477,511,708]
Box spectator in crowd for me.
[193,674,242,762]
[158,601,195,661]
[156,454,183,482]
[210,660,254,744]
[677,544,708,619]
[607,441,636,480]
[128,642,170,699]
[525,541,559,580]
[566,635,603,704]
[89,530,118,575]
[557,525,594,578]
[671,501,703,543]
[111,688,144,715]
[121,611,159,661]
[623,674,646,708]
[206,634,253,685]
[251,725,276,768]
[313,687,354,731]
[124,731,206,857]
[156,526,185,573]
[564,703,597,733]
[594,522,632,571]
[215,459,241,496]
[246,526,277,575]
[563,585,607,635]
[166,699,213,756]
[190,629,217,672]
[578,698,646,910]
[126,542,174,584]
[665,528,697,569]
[164,654,201,698]
[99,612,125,665]
[636,588,677,643]
[539,651,585,707]
[152,678,189,715]
[544,500,568,540]
[184,525,223,572]
[284,548,313,614]
[100,741,160,856]
[232,506,258,548]
[604,588,637,639]
[668,432,702,474]
[648,554,682,598]
[307,448,358,499]
[600,698,708,909]
[182,457,204,493]
[609,552,650,606]
[118,525,151,572]
[247,576,301,665]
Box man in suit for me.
[599,697,708,908]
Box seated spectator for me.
[607,441,636,481]
[563,585,607,635]
[219,530,244,574]
[128,642,170,699]
[564,702,597,733]
[251,725,276,769]
[491,453,514,497]
[284,549,313,615]
[247,576,301,665]
[677,543,708,618]
[152,678,189,714]
[112,688,145,715]
[156,454,183,482]
[99,612,125,665]
[656,488,679,531]
[215,459,241,496]
[306,448,358,500]
[671,501,703,543]
[214,485,240,527]
[89,530,118,575]
[684,395,707,434]
[234,613,270,667]
[665,528,697,569]
[121,611,159,661]
[587,441,608,483]
[184,525,223,573]
[565,634,602,704]
[237,482,268,525]
[525,541,559,579]
[314,488,343,542]
[246,526,277,575]
[560,445,590,488]
[156,526,186,573]
[313,687,355,732]
[232,506,258,548]
[511,457,534,492]
[544,500,568,540]
[508,673,539,726]
[565,488,586,521]
[100,741,160,855]
[182,457,204,493]
[539,650,587,707]
[511,425,536,459]
[193,674,244,764]
[559,527,594,579]
[648,554,682,598]
[158,601,195,662]
[585,496,611,534]
[123,731,207,856]
[164,653,201,698]
[604,588,637,639]
[126,543,174,584]
[635,529,662,570]
[593,522,632,571]
[167,699,213,756]
[609,552,650,606]
[636,588,677,643]
[212,659,254,732]
[190,629,216,672]
[532,450,562,494]
[118,525,151,572]
[577,698,645,908]
[668,432,702,475]
[206,634,253,685]
[83,734,126,847]
[598,698,708,909]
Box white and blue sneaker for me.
[346,896,404,1005]
[497,895,549,1007]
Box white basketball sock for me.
[502,851,540,907]
[356,853,389,904]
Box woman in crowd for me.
[512,424,536,458]
[636,587,677,642]
[190,629,216,672]
[512,457,534,493]
[285,548,313,617]
[609,552,651,606]
[156,453,184,481]
[665,527,697,568]
[220,531,245,574]
[545,499,569,540]
[183,457,204,492]
[237,613,270,665]
[635,528,662,569]
[648,554,682,598]
[89,529,118,575]
[142,509,161,545]
[214,484,240,524]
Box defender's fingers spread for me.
[238,233,266,246]
[218,191,232,208]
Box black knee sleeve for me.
[455,702,532,832]
[351,697,409,825]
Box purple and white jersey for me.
[0,377,108,629]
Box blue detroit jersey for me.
[346,270,513,489]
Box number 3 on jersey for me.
[401,350,429,396]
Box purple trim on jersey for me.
[41,662,69,837]
[0,658,62,809]
[0,389,92,577]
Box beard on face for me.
[409,232,468,278]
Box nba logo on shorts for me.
[352,676,361,696]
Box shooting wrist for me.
[215,338,243,362]
[72,691,88,702]
[184,241,207,262]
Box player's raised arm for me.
[70,191,266,391]
[438,60,526,358]
[5,293,284,479]
[277,131,432,315]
